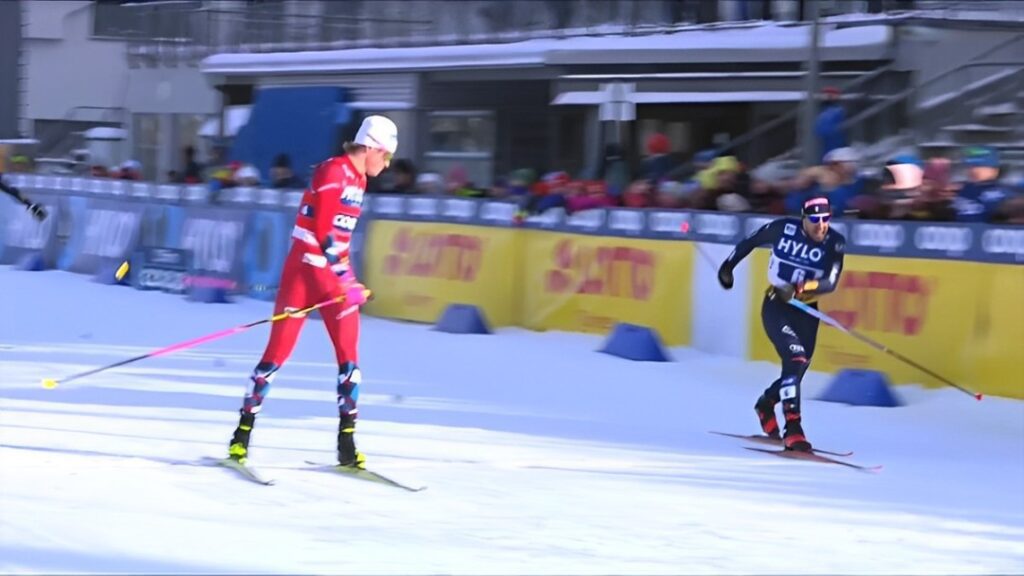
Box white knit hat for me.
[353,115,398,154]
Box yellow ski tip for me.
[41,378,58,389]
[115,260,130,281]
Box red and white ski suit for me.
[260,155,366,369]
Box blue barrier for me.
[599,323,672,362]
[142,204,185,250]
[93,260,130,286]
[435,304,492,334]
[243,210,290,301]
[817,369,903,407]
[187,285,233,304]
[16,252,47,271]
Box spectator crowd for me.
[9,130,1022,226]
[367,138,1024,225]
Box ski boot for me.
[754,393,781,439]
[228,412,256,464]
[782,409,812,452]
[337,416,366,469]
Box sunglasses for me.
[365,134,394,163]
[806,213,831,224]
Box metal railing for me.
[757,31,1024,164]
[712,62,900,160]
[847,63,1024,141]
[120,0,713,63]
[34,106,125,160]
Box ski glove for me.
[717,262,734,290]
[27,203,47,222]
[339,270,370,307]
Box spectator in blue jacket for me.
[952,146,1013,222]
[815,87,847,162]
[784,147,866,216]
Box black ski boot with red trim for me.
[754,380,782,439]
[782,407,812,452]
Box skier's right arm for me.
[307,163,351,298]
[717,219,782,290]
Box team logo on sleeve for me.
[340,186,365,207]
[333,214,358,231]
[784,223,797,236]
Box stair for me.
[921,91,1023,157]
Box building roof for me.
[201,22,893,77]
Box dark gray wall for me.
[0,1,21,138]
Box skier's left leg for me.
[322,300,364,468]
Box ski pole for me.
[679,220,722,270]
[41,290,372,389]
[787,299,982,401]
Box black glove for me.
[717,262,734,290]
[27,203,47,222]
[771,283,797,302]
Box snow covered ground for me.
[1,268,1022,575]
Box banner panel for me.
[363,220,520,326]
[178,205,248,294]
[133,247,190,294]
[520,231,692,346]
[60,197,145,275]
[747,251,1024,398]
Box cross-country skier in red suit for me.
[228,115,398,469]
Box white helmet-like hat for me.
[353,115,398,155]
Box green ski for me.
[304,460,426,492]
[201,456,275,486]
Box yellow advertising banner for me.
[519,231,693,346]
[747,250,1024,398]
[363,220,521,327]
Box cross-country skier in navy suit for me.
[1,173,47,222]
[716,196,846,452]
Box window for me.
[132,114,159,182]
[92,1,140,38]
[424,111,495,187]
[426,111,495,154]
[93,1,202,40]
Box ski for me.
[304,460,426,492]
[200,456,275,486]
[709,431,853,457]
[743,447,882,472]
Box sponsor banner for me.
[363,220,520,326]
[519,231,692,346]
[690,211,744,244]
[365,196,1024,264]
[978,226,1024,264]
[178,205,248,293]
[133,247,190,293]
[607,208,647,237]
[59,197,146,275]
[746,252,1024,399]
[477,200,518,226]
[0,192,62,266]
[243,209,291,301]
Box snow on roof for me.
[554,90,807,105]
[201,23,892,76]
[198,105,252,138]
[84,127,127,140]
